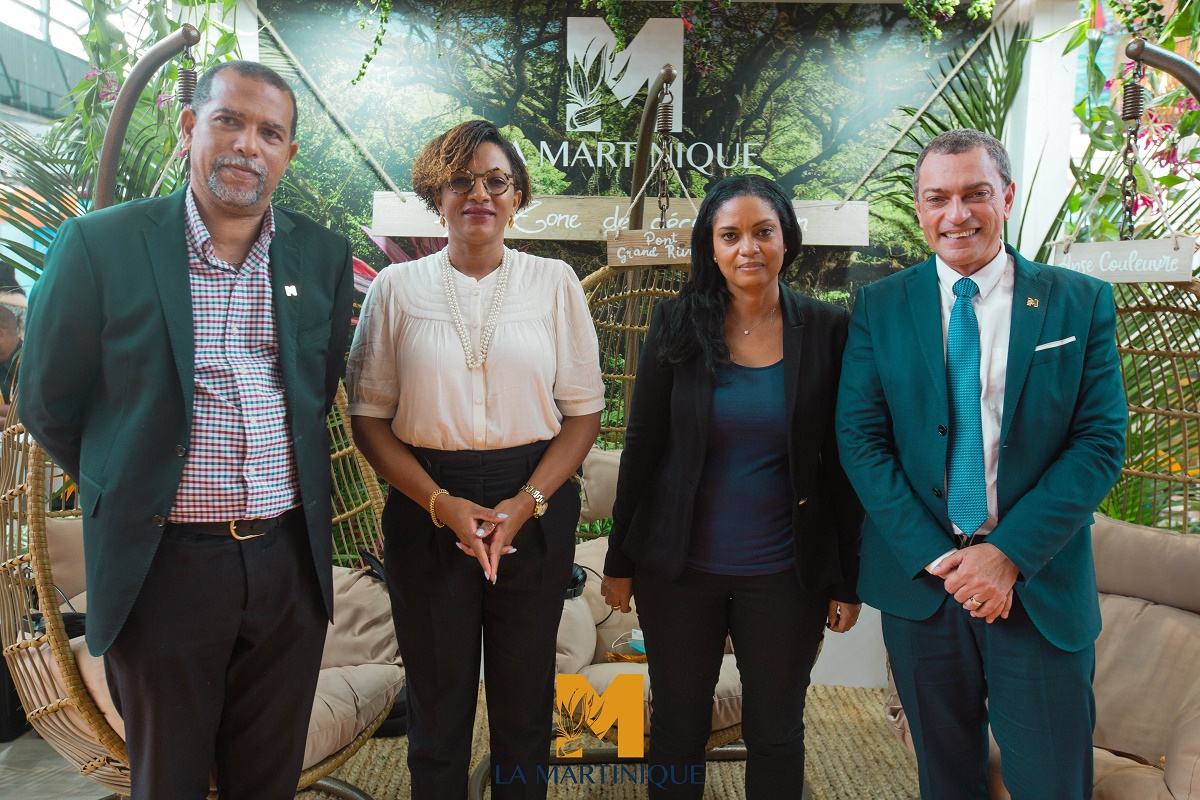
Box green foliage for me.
[904,0,996,42]
[1037,0,1200,258]
[581,0,625,47]
[0,1,242,280]
[1052,2,1200,533]
[352,0,394,85]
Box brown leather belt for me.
[169,507,302,540]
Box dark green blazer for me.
[835,245,1127,652]
[21,189,354,656]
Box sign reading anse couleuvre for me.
[1053,238,1197,283]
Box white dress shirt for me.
[928,244,1014,570]
[345,249,605,451]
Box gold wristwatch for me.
[519,484,548,518]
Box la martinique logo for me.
[554,673,645,757]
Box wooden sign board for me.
[1053,238,1196,283]
[372,192,870,247]
[607,229,691,266]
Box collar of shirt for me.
[184,184,276,272]
[934,242,1009,301]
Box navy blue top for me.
[686,359,795,575]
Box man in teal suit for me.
[20,62,352,799]
[836,129,1126,799]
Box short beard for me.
[206,156,267,207]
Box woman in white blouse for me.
[346,119,603,799]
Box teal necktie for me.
[947,277,988,536]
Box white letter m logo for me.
[564,17,683,133]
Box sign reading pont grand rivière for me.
[608,229,691,266]
[372,192,869,247]
[1053,238,1197,283]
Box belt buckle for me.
[229,519,266,541]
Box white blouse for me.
[345,249,605,451]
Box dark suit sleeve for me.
[19,217,101,483]
[824,306,865,604]
[836,287,956,579]
[985,282,1126,580]
[325,238,354,411]
[604,302,674,578]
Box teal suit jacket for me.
[21,189,354,656]
[835,245,1126,652]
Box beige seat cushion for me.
[573,537,641,662]
[1093,594,1200,764]
[304,663,401,769]
[556,595,596,674]
[44,517,86,601]
[578,447,621,523]
[72,566,404,770]
[321,567,401,670]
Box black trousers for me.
[383,441,577,800]
[883,593,1095,800]
[633,566,828,800]
[103,508,328,800]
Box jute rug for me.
[299,684,919,799]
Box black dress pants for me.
[103,508,328,800]
[384,441,577,800]
[634,566,828,800]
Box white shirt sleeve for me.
[551,263,606,418]
[345,269,401,419]
[926,549,957,574]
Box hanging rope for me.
[834,0,1017,210]
[616,146,673,231]
[1044,158,1121,253]
[1129,127,1184,249]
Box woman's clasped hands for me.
[437,491,530,583]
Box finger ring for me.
[610,604,621,609]
[968,596,983,608]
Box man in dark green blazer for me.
[20,62,352,799]
[836,130,1126,800]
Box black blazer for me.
[604,284,864,603]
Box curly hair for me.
[656,174,802,378]
[410,120,532,214]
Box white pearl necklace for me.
[441,246,512,369]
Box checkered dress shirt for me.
[169,187,300,522]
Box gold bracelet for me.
[428,488,449,528]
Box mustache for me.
[212,155,267,177]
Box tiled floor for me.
[0,731,110,800]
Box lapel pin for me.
[284,285,298,297]
[1026,297,1038,308]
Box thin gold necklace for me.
[731,305,777,335]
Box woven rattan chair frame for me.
[0,380,392,798]
[581,263,690,449]
[1108,282,1200,534]
[330,382,387,566]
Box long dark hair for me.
[656,175,802,377]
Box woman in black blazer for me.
[601,175,864,799]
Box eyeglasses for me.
[446,169,513,196]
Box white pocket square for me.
[1034,336,1076,352]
